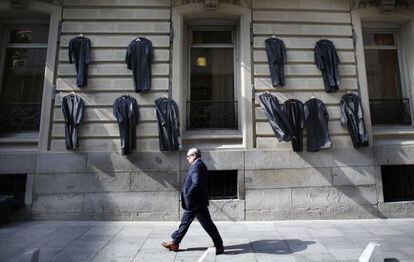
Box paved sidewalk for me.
[0,219,414,262]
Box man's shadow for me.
[182,239,316,255]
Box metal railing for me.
[187,100,238,129]
[369,98,411,125]
[0,103,41,133]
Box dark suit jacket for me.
[181,159,209,211]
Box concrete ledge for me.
[180,150,244,171]
[0,153,37,174]
[245,150,291,169]
[34,173,130,194]
[87,152,180,172]
[332,166,377,186]
[246,204,380,220]
[292,185,378,208]
[36,153,86,173]
[375,145,414,165]
[131,171,179,192]
[291,148,374,168]
[379,202,414,218]
[245,168,332,189]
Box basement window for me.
[381,165,414,202]
[0,174,27,202]
[208,170,237,200]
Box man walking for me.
[161,148,224,254]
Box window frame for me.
[186,25,240,131]
[0,25,49,135]
[362,27,413,126]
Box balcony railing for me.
[369,98,411,125]
[0,103,41,133]
[187,100,238,129]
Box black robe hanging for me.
[283,99,305,152]
[265,37,287,87]
[125,37,153,92]
[314,39,341,92]
[340,93,369,148]
[61,94,85,150]
[259,93,294,142]
[68,36,91,87]
[304,98,331,152]
[155,97,181,151]
[113,95,139,155]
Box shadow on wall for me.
[294,146,398,219]
[83,151,181,221]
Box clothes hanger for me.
[346,90,353,95]
[271,34,277,38]
[310,94,316,99]
[77,33,84,38]
[136,34,142,41]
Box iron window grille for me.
[207,170,238,200]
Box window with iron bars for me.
[207,170,238,200]
[187,27,238,130]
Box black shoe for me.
[216,246,224,255]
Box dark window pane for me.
[189,47,236,129]
[207,170,238,200]
[364,48,411,125]
[382,165,414,202]
[365,49,402,100]
[363,32,395,46]
[0,174,27,203]
[9,29,49,44]
[374,33,395,45]
[192,30,232,44]
[0,48,46,132]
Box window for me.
[187,27,237,130]
[0,174,27,203]
[381,165,414,202]
[363,30,411,125]
[0,27,48,134]
[207,170,238,200]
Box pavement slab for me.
[0,219,413,261]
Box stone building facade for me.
[0,0,414,220]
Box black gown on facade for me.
[283,99,305,152]
[61,94,85,150]
[68,36,91,87]
[155,97,181,151]
[125,37,153,92]
[314,39,341,92]
[304,98,331,151]
[265,37,287,87]
[259,93,294,142]
[113,95,139,155]
[340,93,369,148]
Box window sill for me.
[372,126,414,137]
[0,132,39,143]
[182,130,242,140]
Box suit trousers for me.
[171,206,223,247]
